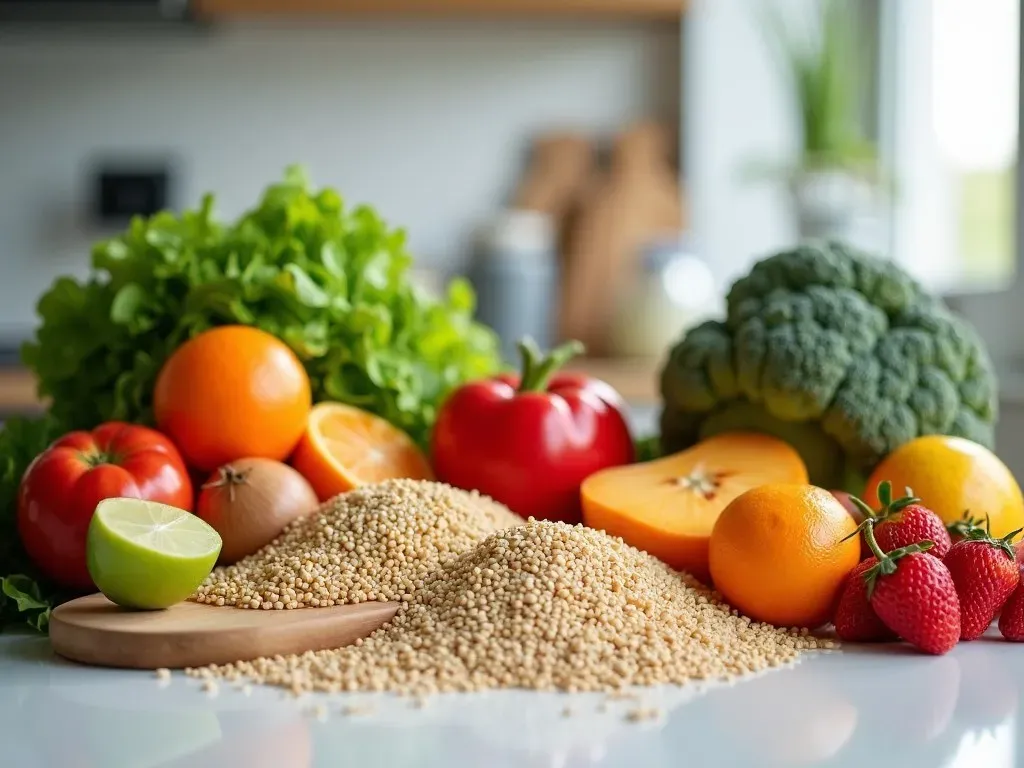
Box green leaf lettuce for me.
[21,166,502,447]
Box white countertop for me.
[1,629,1021,768]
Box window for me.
[881,0,1020,293]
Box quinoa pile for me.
[193,479,523,609]
[192,519,833,694]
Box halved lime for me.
[87,498,222,610]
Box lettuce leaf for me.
[21,166,501,447]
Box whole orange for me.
[153,325,312,472]
[865,435,1024,539]
[708,484,860,628]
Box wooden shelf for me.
[193,0,685,21]
[564,356,661,404]
[0,368,43,415]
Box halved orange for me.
[289,402,434,502]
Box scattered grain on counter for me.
[624,707,663,724]
[340,704,375,717]
[195,520,832,695]
[194,480,522,609]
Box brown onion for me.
[197,457,319,565]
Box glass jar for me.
[608,237,718,359]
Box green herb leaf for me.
[110,283,148,324]
[1,575,49,612]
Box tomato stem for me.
[516,337,585,393]
[82,449,118,468]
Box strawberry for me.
[833,557,898,642]
[944,524,1022,640]
[861,522,961,655]
[849,481,951,559]
[998,575,1024,641]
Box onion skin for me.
[197,457,319,565]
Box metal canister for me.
[468,209,558,365]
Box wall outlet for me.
[93,164,171,225]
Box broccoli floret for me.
[659,242,998,492]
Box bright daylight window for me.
[883,0,1019,292]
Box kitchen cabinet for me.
[192,0,685,20]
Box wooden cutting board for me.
[49,593,400,670]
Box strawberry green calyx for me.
[860,519,935,599]
[947,511,988,540]
[849,480,921,524]
[958,521,1024,560]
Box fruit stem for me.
[516,337,586,393]
[848,495,877,522]
[82,448,119,468]
[862,520,886,562]
[850,479,921,525]
[202,465,251,503]
[859,519,935,599]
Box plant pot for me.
[789,169,877,241]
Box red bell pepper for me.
[431,339,635,523]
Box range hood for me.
[0,0,193,25]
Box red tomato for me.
[17,422,194,590]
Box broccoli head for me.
[659,241,998,491]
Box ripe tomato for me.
[17,421,194,590]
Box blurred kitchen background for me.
[0,0,1022,466]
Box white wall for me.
[682,0,800,291]
[0,20,680,341]
[683,0,887,292]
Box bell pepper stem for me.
[516,337,586,393]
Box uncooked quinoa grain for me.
[195,520,829,694]
[194,480,522,608]
[341,704,375,717]
[624,707,663,723]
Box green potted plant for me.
[751,0,888,239]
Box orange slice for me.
[290,403,434,502]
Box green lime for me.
[87,498,222,610]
